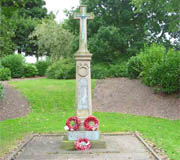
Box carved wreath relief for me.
[78,63,89,77]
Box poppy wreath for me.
[84,116,99,131]
[74,138,91,150]
[65,116,81,131]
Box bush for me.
[127,56,143,79]
[0,61,3,69]
[139,44,165,67]
[1,54,25,78]
[91,64,109,79]
[0,83,4,100]
[138,44,165,85]
[127,44,180,94]
[24,64,38,78]
[36,60,50,76]
[108,63,128,78]
[147,50,180,93]
[91,62,128,79]
[46,59,75,79]
[127,44,165,81]
[0,68,11,81]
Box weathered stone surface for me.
[77,78,89,110]
[74,5,94,53]
[68,131,100,141]
[14,135,155,160]
[74,6,94,119]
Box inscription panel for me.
[78,78,88,110]
[68,131,100,141]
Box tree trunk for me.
[36,55,39,62]
[18,49,21,54]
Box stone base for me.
[61,133,106,150]
[67,131,100,141]
[10,134,158,160]
[60,138,106,150]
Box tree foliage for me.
[30,19,74,62]
[18,0,48,19]
[0,0,53,57]
[12,17,40,54]
[65,0,180,62]
[65,0,147,62]
[0,14,15,57]
[0,0,18,57]
[132,0,180,46]
[89,26,123,62]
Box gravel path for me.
[93,78,180,120]
[0,82,30,121]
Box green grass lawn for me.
[0,78,180,159]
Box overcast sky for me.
[45,0,80,22]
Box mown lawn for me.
[0,78,180,159]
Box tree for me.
[0,14,15,57]
[89,26,124,62]
[65,0,147,63]
[132,0,180,47]
[65,0,180,63]
[18,0,48,19]
[0,0,18,57]
[172,30,180,51]
[29,19,74,62]
[12,17,39,54]
[1,0,53,56]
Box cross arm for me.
[73,13,94,20]
[86,13,94,19]
[74,13,81,19]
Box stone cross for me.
[66,5,102,142]
[74,5,94,53]
[74,6,94,120]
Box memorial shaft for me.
[74,5,94,119]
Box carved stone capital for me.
[75,53,92,61]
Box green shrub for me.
[46,59,75,79]
[127,44,180,94]
[127,56,143,79]
[1,54,25,78]
[0,83,3,100]
[138,44,165,85]
[108,63,128,77]
[127,44,165,81]
[0,68,11,81]
[36,60,50,76]
[147,50,180,94]
[139,44,165,67]
[24,64,38,78]
[0,61,3,69]
[91,62,128,79]
[91,64,109,79]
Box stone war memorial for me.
[9,4,161,160]
[61,5,106,150]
